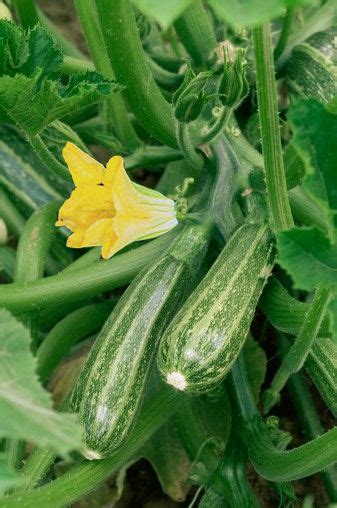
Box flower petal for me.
[62,142,105,186]
[83,218,116,248]
[56,187,115,232]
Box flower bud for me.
[219,47,249,108]
[174,66,212,123]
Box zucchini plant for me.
[0,0,336,506]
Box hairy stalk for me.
[174,0,216,66]
[4,201,61,470]
[264,286,332,412]
[60,56,94,75]
[75,0,140,149]
[281,336,337,502]
[200,108,231,144]
[0,228,179,312]
[252,23,294,231]
[29,135,71,182]
[18,449,56,493]
[230,355,337,482]
[227,131,329,233]
[12,0,39,28]
[2,388,183,506]
[273,7,295,61]
[95,0,177,147]
[177,123,204,170]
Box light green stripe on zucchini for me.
[287,27,337,103]
[70,221,211,458]
[158,222,274,393]
[0,140,61,212]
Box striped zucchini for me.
[287,27,337,103]
[157,222,274,394]
[70,222,211,458]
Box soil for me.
[37,3,335,506]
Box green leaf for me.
[0,21,61,78]
[277,226,337,291]
[132,0,193,29]
[143,420,191,502]
[0,309,83,456]
[0,457,24,494]
[288,100,337,234]
[0,21,120,135]
[0,71,116,136]
[243,336,267,402]
[207,0,311,28]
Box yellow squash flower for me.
[56,142,178,259]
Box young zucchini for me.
[70,221,211,458]
[158,222,274,394]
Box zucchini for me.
[287,27,337,103]
[157,222,274,394]
[70,221,211,458]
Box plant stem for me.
[174,0,216,66]
[288,186,329,232]
[177,123,204,170]
[37,9,87,60]
[18,448,56,493]
[281,336,337,502]
[29,135,71,182]
[95,0,177,147]
[2,388,183,507]
[13,0,39,28]
[230,355,337,482]
[124,145,182,171]
[0,189,25,237]
[273,7,295,61]
[37,301,113,382]
[0,228,178,313]
[74,0,140,149]
[147,56,183,91]
[14,201,61,285]
[60,56,94,75]
[227,131,329,233]
[61,247,101,273]
[51,121,89,153]
[264,285,332,413]
[4,201,60,470]
[252,23,294,231]
[260,277,330,338]
[200,108,231,144]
